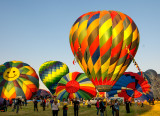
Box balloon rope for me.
[73,47,81,65]
[126,46,143,77]
[73,58,76,65]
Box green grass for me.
[0,102,159,116]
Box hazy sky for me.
[0,0,160,90]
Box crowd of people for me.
[0,97,27,113]
[0,96,157,116]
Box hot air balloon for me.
[56,72,97,100]
[143,69,160,98]
[107,72,151,101]
[34,89,52,98]
[0,61,39,100]
[137,72,151,85]
[39,61,69,94]
[69,10,140,92]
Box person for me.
[87,100,91,108]
[83,99,85,107]
[22,98,24,106]
[50,97,54,108]
[42,98,46,111]
[9,99,13,107]
[52,100,59,116]
[135,99,138,106]
[24,98,27,106]
[95,99,100,115]
[130,100,132,106]
[152,99,155,105]
[63,98,68,116]
[110,102,115,116]
[16,98,21,113]
[100,99,105,116]
[141,101,144,107]
[12,99,16,112]
[19,98,22,109]
[125,100,130,113]
[138,100,140,106]
[33,98,38,111]
[73,98,79,116]
[3,98,7,112]
[114,99,119,116]
[46,98,50,108]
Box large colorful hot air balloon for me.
[69,10,140,92]
[107,72,151,101]
[39,61,69,94]
[0,61,39,100]
[56,72,97,100]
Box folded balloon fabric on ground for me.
[56,72,97,100]
[34,89,52,98]
[107,72,153,101]
[139,69,160,99]
[0,61,39,100]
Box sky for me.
[0,0,160,91]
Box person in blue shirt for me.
[114,99,119,116]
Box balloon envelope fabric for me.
[34,89,52,98]
[143,69,160,98]
[39,61,69,94]
[69,10,140,92]
[0,97,9,107]
[0,61,39,100]
[56,72,97,100]
[107,72,151,101]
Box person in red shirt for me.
[95,99,100,115]
[9,100,13,106]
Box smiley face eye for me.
[7,72,9,74]
[13,71,15,73]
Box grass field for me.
[0,101,160,116]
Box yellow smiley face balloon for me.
[0,61,39,100]
[3,67,20,81]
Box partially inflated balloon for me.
[143,69,160,98]
[69,10,140,92]
[56,72,97,100]
[34,89,52,98]
[107,72,151,101]
[0,61,39,100]
[39,61,69,94]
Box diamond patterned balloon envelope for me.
[56,72,97,100]
[69,10,140,92]
[39,61,69,94]
[0,61,39,100]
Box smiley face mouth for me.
[6,74,17,78]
